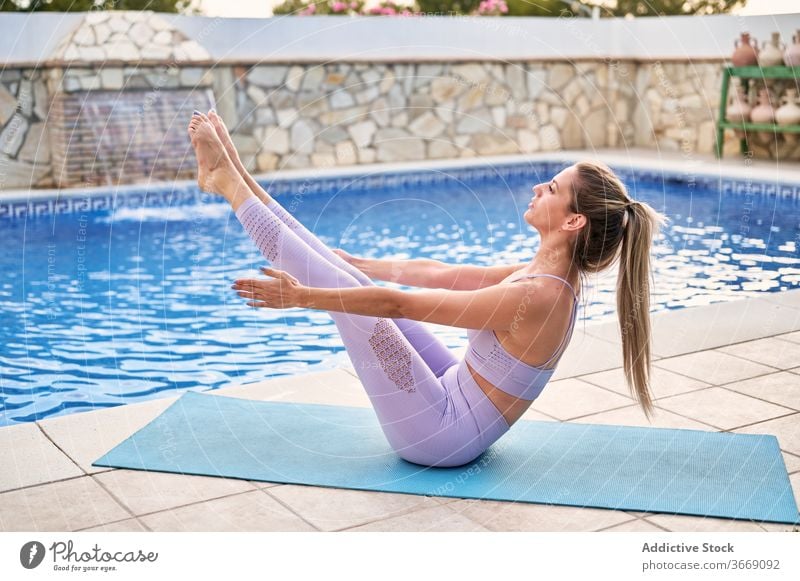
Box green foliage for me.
[596,0,746,17]
[0,0,200,13]
[503,0,575,17]
[413,0,480,15]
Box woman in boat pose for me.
[188,109,668,468]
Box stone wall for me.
[217,61,617,174]
[2,10,799,192]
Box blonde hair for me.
[569,161,670,420]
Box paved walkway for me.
[2,287,799,533]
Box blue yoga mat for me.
[93,390,799,525]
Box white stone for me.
[256,152,279,171]
[311,152,337,168]
[347,120,376,148]
[100,68,123,90]
[428,140,458,159]
[285,66,304,92]
[291,120,315,154]
[379,70,395,94]
[77,46,105,62]
[549,64,574,91]
[73,26,95,46]
[334,140,358,165]
[451,63,487,86]
[491,106,506,129]
[436,105,454,124]
[477,133,520,155]
[255,108,276,126]
[259,127,289,154]
[105,42,139,62]
[179,41,209,61]
[457,86,484,112]
[248,66,288,88]
[0,85,16,125]
[124,11,147,22]
[276,108,298,128]
[108,16,131,34]
[409,111,445,139]
[536,102,549,125]
[526,67,548,100]
[387,84,405,109]
[374,128,424,162]
[518,129,540,153]
[79,75,101,90]
[357,147,376,163]
[430,77,464,102]
[152,30,171,46]
[129,22,154,48]
[575,94,590,116]
[85,12,109,25]
[0,113,28,157]
[389,111,408,128]
[506,65,526,99]
[17,121,49,164]
[301,68,325,91]
[330,90,355,109]
[456,109,493,134]
[550,107,569,129]
[63,45,80,61]
[149,16,170,32]
[94,23,111,45]
[539,124,561,151]
[361,68,382,87]
[355,86,380,105]
[369,98,390,127]
[584,109,607,146]
[246,84,267,106]
[141,46,171,61]
[180,67,205,87]
[16,79,32,117]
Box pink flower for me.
[350,0,358,6]
[332,1,347,11]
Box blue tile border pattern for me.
[2,159,800,220]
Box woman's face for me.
[524,165,576,232]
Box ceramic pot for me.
[775,88,800,125]
[732,32,759,66]
[784,29,800,66]
[758,32,785,66]
[750,88,776,123]
[726,81,752,124]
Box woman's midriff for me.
[465,360,532,428]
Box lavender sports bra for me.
[464,273,579,401]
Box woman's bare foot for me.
[207,109,246,173]
[187,112,245,202]
[207,108,273,205]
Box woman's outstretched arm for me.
[335,250,528,290]
[232,267,538,331]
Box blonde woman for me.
[188,109,668,467]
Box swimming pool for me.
[1,161,799,427]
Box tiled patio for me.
[2,286,799,533]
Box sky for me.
[195,0,800,19]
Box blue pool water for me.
[1,166,799,427]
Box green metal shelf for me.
[715,65,800,158]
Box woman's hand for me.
[231,267,305,309]
[332,248,371,276]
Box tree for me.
[594,0,746,17]
[0,0,201,13]
[504,0,578,17]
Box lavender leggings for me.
[234,193,510,467]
